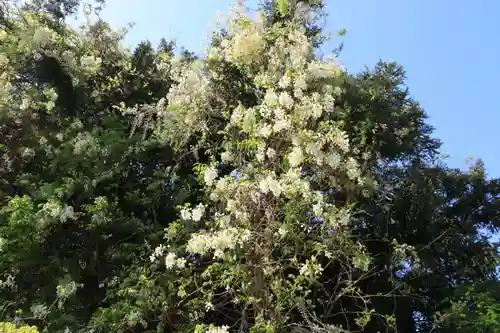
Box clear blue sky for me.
[99,0,500,177]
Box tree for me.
[142,2,425,332]
[0,3,195,332]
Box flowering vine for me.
[150,2,379,331]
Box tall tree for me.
[0,3,198,332]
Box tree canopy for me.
[0,0,498,332]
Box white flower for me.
[260,175,282,198]
[274,107,285,119]
[0,53,8,68]
[191,204,205,222]
[226,199,237,213]
[308,61,342,79]
[73,132,98,154]
[258,124,272,138]
[266,148,276,159]
[32,27,54,45]
[294,75,307,91]
[264,90,278,105]
[43,200,62,218]
[306,142,321,156]
[231,104,245,124]
[221,151,233,162]
[0,29,6,41]
[288,146,304,167]
[259,177,269,194]
[299,263,308,276]
[346,157,361,180]
[311,102,323,119]
[180,207,192,220]
[242,108,256,132]
[314,263,324,276]
[61,50,76,67]
[294,88,304,99]
[31,304,49,319]
[229,25,263,66]
[278,226,287,237]
[187,234,210,255]
[21,147,35,159]
[256,142,266,162]
[164,252,177,269]
[333,130,350,152]
[268,178,282,198]
[20,98,30,110]
[80,55,102,71]
[273,118,291,132]
[70,120,83,129]
[278,75,291,89]
[312,202,323,217]
[206,325,230,333]
[278,92,294,109]
[204,166,218,186]
[326,151,341,169]
[150,244,166,262]
[176,257,187,268]
[205,301,215,312]
[59,205,75,222]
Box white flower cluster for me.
[165,62,213,130]
[80,54,102,72]
[308,59,343,80]
[126,310,146,328]
[73,132,99,155]
[30,303,50,319]
[59,205,75,222]
[228,23,264,66]
[0,273,15,290]
[206,325,229,333]
[259,173,283,198]
[20,147,35,160]
[32,26,55,45]
[180,203,206,221]
[150,244,166,262]
[204,166,218,186]
[56,280,82,299]
[150,246,186,269]
[187,226,251,259]
[42,199,61,218]
[164,252,187,270]
[40,201,75,224]
[208,176,239,202]
[0,53,8,68]
[153,7,372,329]
[299,257,324,278]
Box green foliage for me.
[0,322,39,333]
[436,282,500,333]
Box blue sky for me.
[99,0,500,178]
